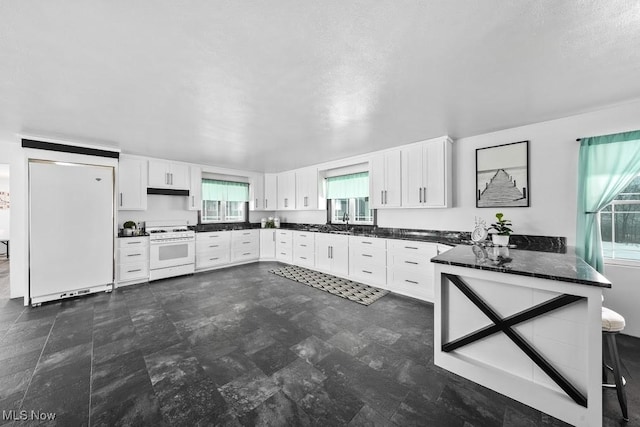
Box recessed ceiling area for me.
[1,1,640,172]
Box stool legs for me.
[605,332,629,421]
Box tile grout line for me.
[0,305,27,344]
[16,310,57,411]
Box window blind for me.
[326,172,369,199]
[202,179,249,202]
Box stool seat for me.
[602,306,628,421]
[602,307,625,332]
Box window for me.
[327,172,373,225]
[201,179,249,223]
[600,175,640,261]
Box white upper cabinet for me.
[118,156,147,210]
[250,174,265,211]
[264,173,277,211]
[188,166,201,211]
[295,167,319,210]
[401,137,452,208]
[370,150,402,208]
[277,171,296,210]
[148,160,189,190]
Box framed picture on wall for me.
[476,140,529,208]
[0,191,8,210]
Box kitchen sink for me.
[328,230,352,235]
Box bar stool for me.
[602,306,628,421]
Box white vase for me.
[492,234,510,246]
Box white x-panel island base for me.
[432,245,611,427]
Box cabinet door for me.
[424,140,446,207]
[277,171,295,210]
[264,173,277,210]
[384,150,402,207]
[188,166,202,211]
[118,157,147,210]
[314,235,332,272]
[401,144,424,207]
[148,160,171,188]
[329,235,349,277]
[370,154,386,209]
[250,174,265,211]
[260,229,276,259]
[169,163,190,190]
[295,167,318,210]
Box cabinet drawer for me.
[232,239,259,252]
[349,262,386,286]
[387,239,432,253]
[350,246,386,266]
[196,252,231,269]
[118,262,148,281]
[118,246,148,263]
[196,239,230,254]
[387,268,433,301]
[294,231,315,243]
[231,229,259,244]
[196,232,231,244]
[386,252,431,269]
[276,249,293,264]
[348,235,386,250]
[232,248,260,262]
[276,230,292,237]
[118,237,149,248]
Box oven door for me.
[150,239,195,270]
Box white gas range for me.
[146,220,195,281]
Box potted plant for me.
[123,220,137,236]
[489,212,512,246]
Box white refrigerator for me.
[29,160,115,305]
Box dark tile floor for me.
[0,260,638,426]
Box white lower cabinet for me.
[293,231,315,268]
[195,231,231,270]
[260,229,277,260]
[275,230,293,263]
[315,233,349,277]
[117,236,149,286]
[231,229,260,262]
[348,236,386,287]
[386,239,439,301]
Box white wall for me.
[118,195,198,229]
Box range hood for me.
[147,188,190,196]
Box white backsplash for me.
[118,194,197,228]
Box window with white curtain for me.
[600,174,640,261]
[326,172,373,224]
[201,179,249,223]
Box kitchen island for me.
[431,245,611,427]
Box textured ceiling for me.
[1,1,640,172]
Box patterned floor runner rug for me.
[270,265,388,306]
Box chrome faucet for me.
[342,212,350,230]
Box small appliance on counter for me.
[146,220,195,281]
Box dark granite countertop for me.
[192,222,566,252]
[431,244,611,288]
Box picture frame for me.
[476,140,529,208]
